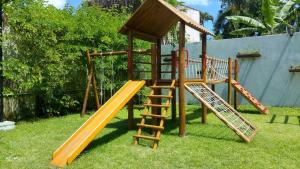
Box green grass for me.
[0,105,300,169]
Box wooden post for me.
[81,51,100,117]
[201,33,207,124]
[88,51,100,109]
[234,59,239,109]
[91,50,101,110]
[157,39,162,116]
[179,22,186,136]
[171,51,177,121]
[151,44,158,122]
[128,31,134,130]
[0,3,3,122]
[81,73,92,117]
[228,58,232,105]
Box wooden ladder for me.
[133,80,175,149]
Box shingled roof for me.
[119,0,214,42]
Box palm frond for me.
[277,0,298,19]
[262,0,276,28]
[226,16,266,29]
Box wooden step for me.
[143,104,170,108]
[133,134,160,141]
[150,86,175,89]
[161,71,172,74]
[140,113,168,119]
[133,105,144,110]
[146,95,173,99]
[137,124,164,130]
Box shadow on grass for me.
[237,109,261,115]
[164,107,241,143]
[79,105,245,157]
[267,114,300,126]
[83,118,130,153]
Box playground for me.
[1,106,300,168]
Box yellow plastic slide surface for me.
[50,80,145,168]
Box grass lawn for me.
[0,105,300,169]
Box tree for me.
[2,0,148,117]
[226,0,300,36]
[86,0,181,13]
[200,12,214,25]
[214,0,262,38]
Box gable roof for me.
[119,0,214,42]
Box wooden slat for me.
[140,113,168,119]
[133,135,160,141]
[137,124,164,130]
[90,49,151,57]
[161,63,172,65]
[143,104,170,108]
[133,61,152,65]
[146,95,173,98]
[150,86,175,89]
[161,71,172,74]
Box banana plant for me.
[226,0,300,36]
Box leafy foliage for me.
[2,0,149,117]
[214,0,262,38]
[226,0,300,36]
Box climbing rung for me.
[134,80,175,149]
[137,124,164,130]
[133,135,160,141]
[150,86,175,89]
[143,104,170,108]
[161,71,172,74]
[146,95,173,99]
[140,113,168,119]
[133,105,144,110]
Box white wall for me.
[180,6,201,42]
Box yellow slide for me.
[50,80,145,168]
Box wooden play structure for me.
[50,0,269,167]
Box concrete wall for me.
[179,6,201,42]
[162,32,300,107]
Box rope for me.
[185,56,228,81]
[186,83,255,137]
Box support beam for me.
[128,31,134,130]
[89,49,151,57]
[157,39,162,116]
[201,33,207,124]
[81,72,92,117]
[178,22,186,137]
[151,44,158,124]
[0,3,3,122]
[228,58,232,105]
[171,51,177,121]
[123,26,158,42]
[234,59,239,110]
[81,51,101,117]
